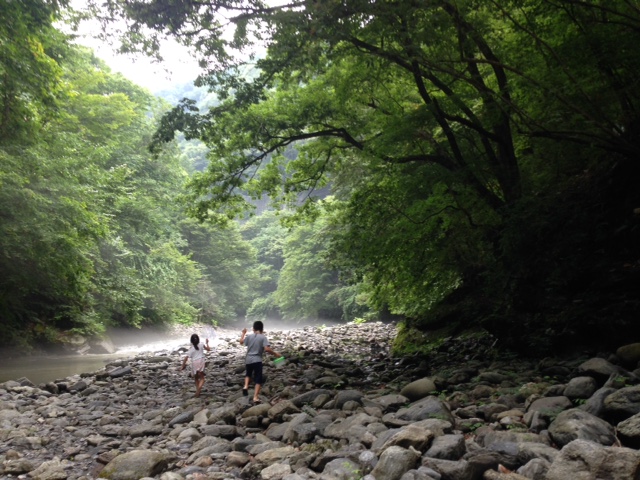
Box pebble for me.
[2,322,640,480]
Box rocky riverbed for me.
[2,322,640,480]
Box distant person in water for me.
[181,333,211,397]
[240,321,281,403]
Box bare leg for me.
[243,376,250,396]
[195,372,205,397]
[253,383,262,403]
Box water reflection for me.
[0,354,126,384]
[0,337,188,385]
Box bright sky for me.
[67,0,274,92]
[67,0,202,92]
[75,33,201,92]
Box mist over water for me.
[0,328,188,385]
[240,317,344,333]
[0,317,344,384]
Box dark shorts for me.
[246,362,264,385]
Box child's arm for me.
[265,346,281,358]
[204,338,211,352]
[239,327,247,345]
[181,355,188,370]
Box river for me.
[0,320,331,384]
[0,334,190,385]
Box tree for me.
[240,210,288,320]
[0,0,67,143]
[94,0,640,345]
[273,211,343,321]
[179,217,258,323]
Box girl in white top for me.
[181,333,211,397]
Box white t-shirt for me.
[187,343,207,373]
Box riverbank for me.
[2,322,640,479]
[0,323,233,384]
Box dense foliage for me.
[92,0,640,352]
[0,1,265,348]
[4,0,640,353]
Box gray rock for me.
[546,439,640,480]
[422,458,472,480]
[563,376,597,399]
[617,412,640,448]
[29,457,68,480]
[98,450,173,480]
[108,366,133,378]
[370,446,420,480]
[129,422,164,438]
[376,425,434,455]
[334,390,364,408]
[325,412,379,440]
[3,458,35,474]
[603,384,640,421]
[579,386,616,417]
[261,463,293,479]
[400,378,437,401]
[268,400,301,421]
[255,446,297,465]
[394,396,455,424]
[168,411,194,427]
[548,408,616,447]
[290,389,333,407]
[617,343,640,367]
[368,394,410,412]
[516,458,550,480]
[425,434,466,460]
[321,458,362,479]
[576,358,620,383]
[525,396,572,421]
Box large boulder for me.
[617,343,640,367]
[546,439,640,480]
[370,446,420,480]
[394,396,455,424]
[400,378,437,401]
[98,450,173,480]
[603,385,640,422]
[548,408,616,447]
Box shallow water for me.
[0,354,123,384]
[0,337,189,385]
[0,320,332,385]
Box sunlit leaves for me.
[274,213,342,321]
[0,0,65,143]
[91,0,640,333]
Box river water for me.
[0,335,190,385]
[0,320,330,384]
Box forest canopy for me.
[0,1,261,348]
[2,0,640,353]
[87,0,640,351]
